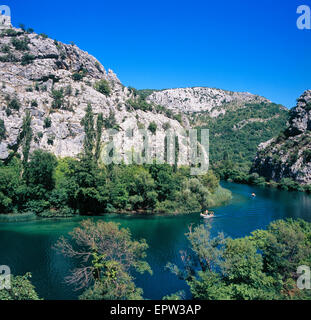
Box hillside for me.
[0,27,190,165]
[146,88,289,166]
[251,90,311,185]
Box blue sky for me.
[3,0,311,108]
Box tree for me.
[55,219,152,300]
[0,273,41,300]
[251,219,311,283]
[81,104,95,159]
[20,110,33,170]
[24,150,57,192]
[167,223,279,300]
[95,113,104,161]
[0,119,6,141]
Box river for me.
[1,182,311,300]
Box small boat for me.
[200,211,215,219]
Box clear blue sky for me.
[4,0,311,108]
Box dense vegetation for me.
[167,219,311,300]
[0,273,41,300]
[196,102,288,166]
[0,106,231,216]
[193,102,289,185]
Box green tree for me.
[0,273,41,300]
[81,104,95,159]
[55,220,152,300]
[20,110,33,170]
[24,150,57,192]
[95,113,104,161]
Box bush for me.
[21,53,35,65]
[11,37,29,51]
[0,53,18,63]
[278,178,303,191]
[72,73,83,81]
[51,89,64,109]
[7,97,21,111]
[25,200,51,214]
[303,149,311,163]
[31,100,38,107]
[38,206,75,218]
[43,117,52,129]
[39,33,48,39]
[162,122,171,131]
[148,122,157,134]
[94,79,111,96]
[127,98,153,112]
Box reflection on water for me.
[0,182,311,300]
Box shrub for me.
[25,200,50,214]
[31,100,38,107]
[39,33,48,39]
[5,108,12,116]
[127,98,153,112]
[47,136,55,145]
[37,132,43,139]
[148,122,157,134]
[1,44,10,53]
[21,53,35,65]
[72,73,83,81]
[162,122,171,131]
[51,89,64,109]
[0,53,18,62]
[1,29,19,37]
[303,149,311,163]
[11,37,29,51]
[7,98,21,111]
[44,117,52,129]
[94,79,111,96]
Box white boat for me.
[200,212,214,219]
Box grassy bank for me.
[0,212,36,223]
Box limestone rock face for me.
[147,87,269,116]
[251,90,311,184]
[0,27,192,165]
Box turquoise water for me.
[0,182,311,300]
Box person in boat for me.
[251,193,256,197]
[203,210,214,217]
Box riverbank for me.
[0,185,232,222]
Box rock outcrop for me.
[0,27,193,164]
[251,90,311,184]
[146,87,269,116]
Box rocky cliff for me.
[0,27,192,164]
[251,90,311,184]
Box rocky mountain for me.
[0,25,289,169]
[0,27,192,165]
[251,90,311,184]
